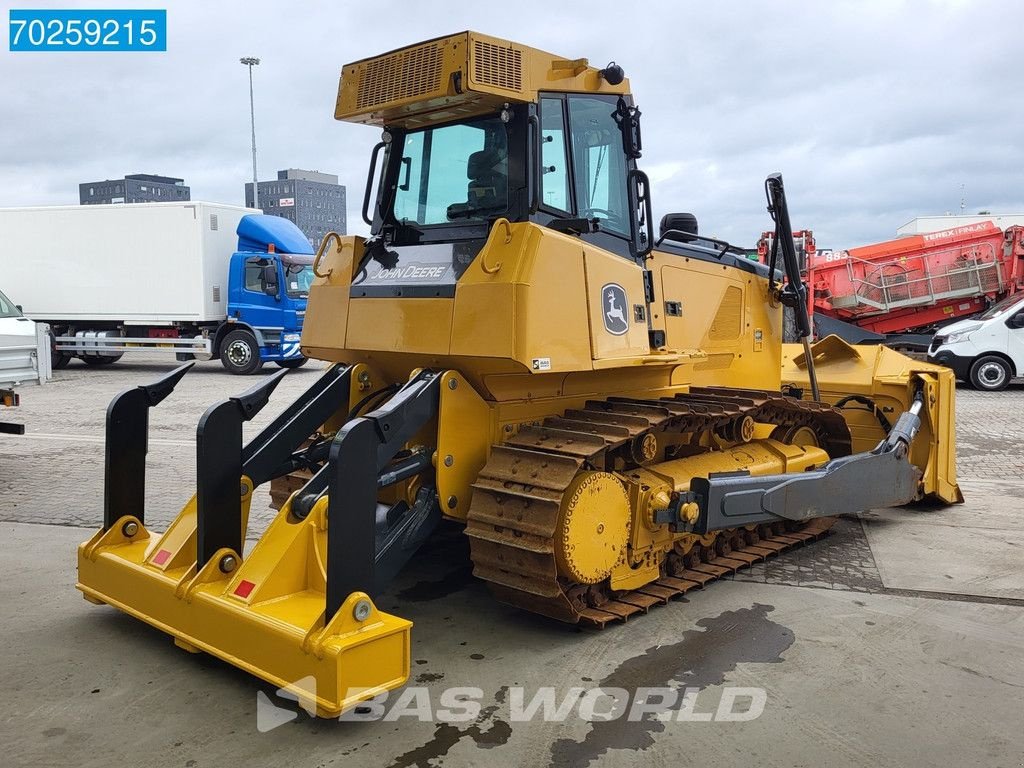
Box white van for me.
[1,287,50,433]
[928,294,1024,391]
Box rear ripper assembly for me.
[81,362,447,716]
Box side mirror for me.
[262,264,279,296]
[1008,311,1024,329]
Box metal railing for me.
[832,243,1005,314]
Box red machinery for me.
[759,222,1024,346]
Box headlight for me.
[282,332,301,342]
[944,330,972,344]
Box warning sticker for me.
[532,358,552,371]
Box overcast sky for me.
[2,0,1022,247]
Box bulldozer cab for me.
[349,33,652,298]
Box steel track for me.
[466,386,847,626]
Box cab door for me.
[232,256,282,329]
[1005,300,1024,372]
[536,93,651,361]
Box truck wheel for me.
[220,329,263,375]
[969,355,1011,391]
[49,333,71,370]
[275,357,308,369]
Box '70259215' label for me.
[9,9,166,51]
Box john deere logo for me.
[602,283,629,336]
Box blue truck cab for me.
[219,214,314,375]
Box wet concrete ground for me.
[1,356,1022,767]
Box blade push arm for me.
[657,395,925,534]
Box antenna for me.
[960,183,966,214]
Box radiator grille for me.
[708,286,743,341]
[356,41,444,110]
[472,40,523,91]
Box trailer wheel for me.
[220,329,263,375]
[969,355,1011,392]
[275,357,308,369]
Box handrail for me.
[313,231,345,278]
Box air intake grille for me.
[473,40,523,91]
[708,286,743,341]
[356,41,444,110]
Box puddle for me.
[550,603,794,767]
[387,687,511,768]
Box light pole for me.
[240,57,260,210]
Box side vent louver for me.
[210,214,218,231]
[708,286,743,341]
[212,286,221,303]
[472,40,523,91]
[356,41,444,110]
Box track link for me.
[466,386,847,626]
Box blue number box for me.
[9,9,166,51]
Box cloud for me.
[2,0,1022,247]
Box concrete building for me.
[897,213,1024,236]
[79,174,190,205]
[245,169,346,247]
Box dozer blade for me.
[782,336,963,504]
[77,363,427,717]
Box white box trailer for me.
[3,202,250,323]
[0,202,314,374]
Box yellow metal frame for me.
[78,495,411,718]
[783,336,962,504]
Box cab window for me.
[978,294,1024,320]
[244,259,264,292]
[567,95,630,236]
[540,97,571,213]
[392,115,509,226]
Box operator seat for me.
[447,147,508,219]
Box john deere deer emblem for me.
[602,283,629,336]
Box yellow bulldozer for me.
[77,32,961,717]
